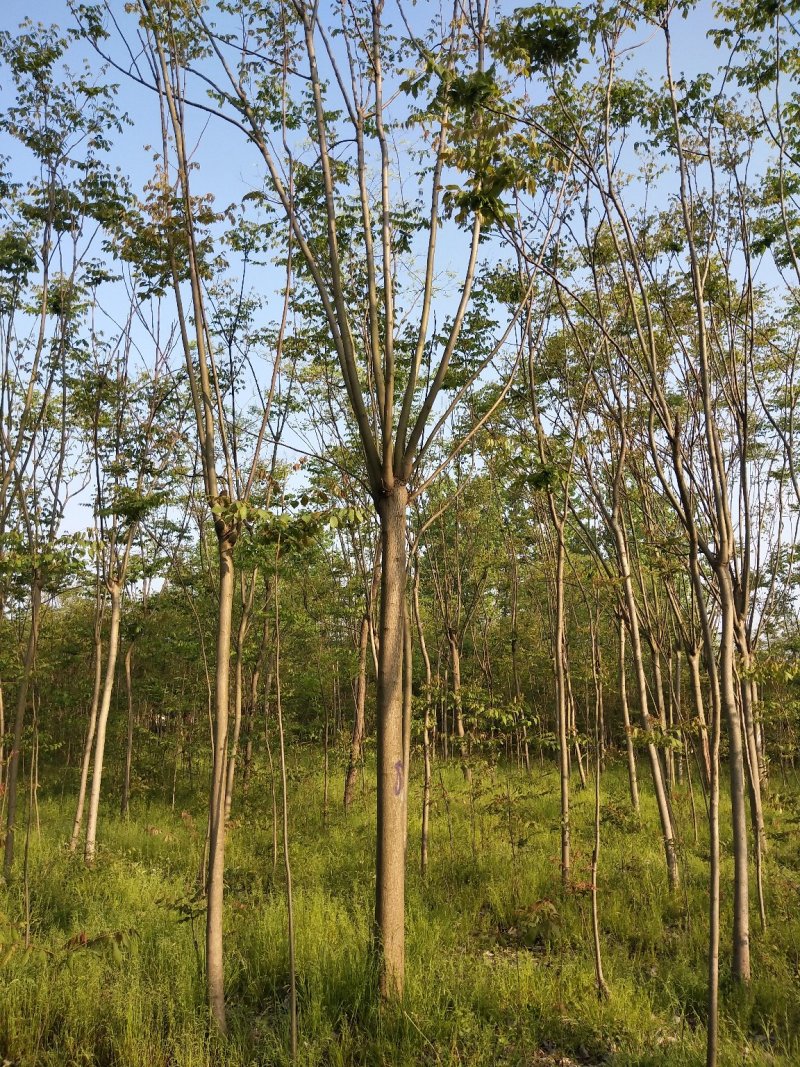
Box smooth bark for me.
[84,581,123,866]
[120,641,135,819]
[69,605,104,852]
[374,485,408,999]
[617,613,640,813]
[206,536,236,1031]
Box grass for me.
[0,746,798,1066]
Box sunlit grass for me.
[0,748,797,1065]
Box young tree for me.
[85,0,572,1003]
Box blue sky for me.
[0,0,770,541]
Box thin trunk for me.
[265,692,278,874]
[225,576,254,822]
[413,561,432,877]
[344,614,370,812]
[651,644,673,791]
[717,568,750,983]
[345,550,380,811]
[206,536,236,1032]
[69,616,104,852]
[566,668,587,790]
[686,733,699,846]
[449,634,469,780]
[402,603,413,856]
[554,539,570,886]
[591,700,608,1000]
[614,522,680,890]
[737,638,766,934]
[244,597,271,797]
[242,708,254,795]
[0,675,5,800]
[706,631,722,1067]
[4,576,42,881]
[274,561,297,1063]
[618,615,640,813]
[84,581,123,866]
[120,641,135,819]
[509,553,530,773]
[224,649,244,822]
[673,649,684,785]
[323,694,330,826]
[688,647,711,789]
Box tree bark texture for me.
[206,536,236,1031]
[374,485,408,999]
[84,581,123,865]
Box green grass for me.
[1,748,798,1066]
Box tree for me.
[81,0,575,1005]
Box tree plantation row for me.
[0,2,799,1064]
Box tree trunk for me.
[688,647,711,790]
[224,574,254,822]
[0,675,5,801]
[448,633,469,780]
[120,640,135,819]
[273,564,297,1061]
[706,635,721,1067]
[244,597,272,797]
[613,523,680,890]
[618,614,640,813]
[413,560,432,877]
[345,551,380,811]
[84,581,123,866]
[402,603,413,855]
[672,649,683,785]
[509,552,530,773]
[554,538,570,886]
[717,568,750,983]
[344,613,370,812]
[591,696,608,1000]
[69,613,104,852]
[736,635,766,933]
[206,534,236,1031]
[4,576,42,881]
[374,485,408,1000]
[650,643,673,791]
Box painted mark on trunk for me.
[393,760,404,796]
